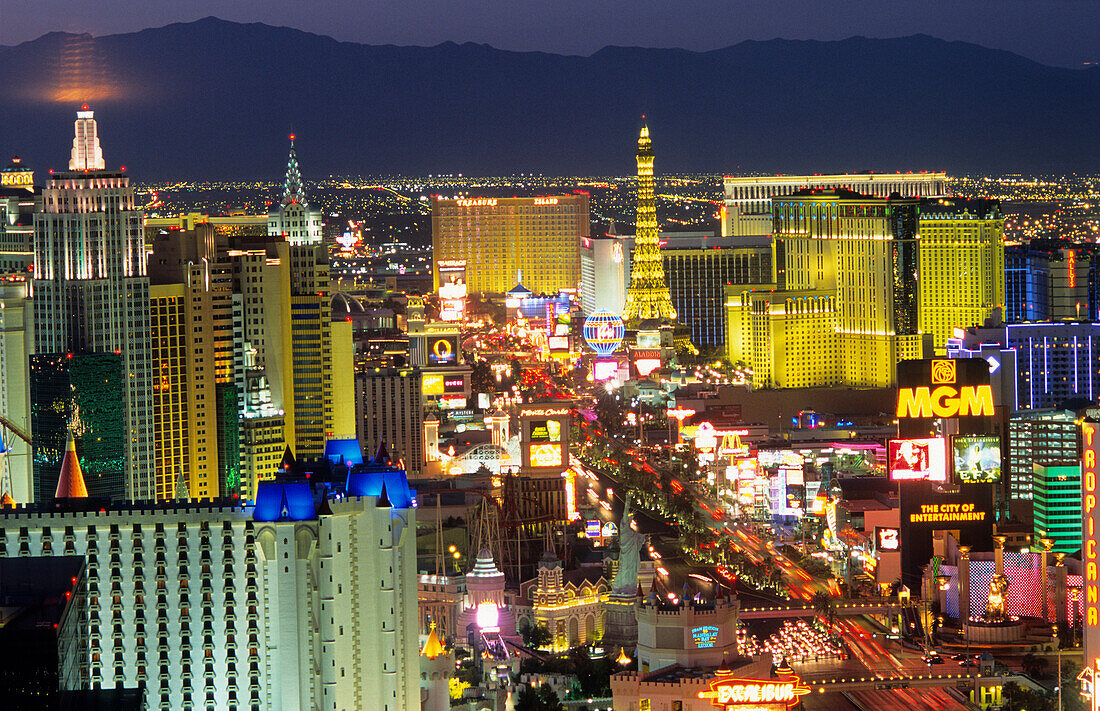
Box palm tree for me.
[812,591,836,633]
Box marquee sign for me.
[1083,421,1100,675]
[896,358,994,419]
[698,672,810,710]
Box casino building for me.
[3,446,421,711]
[431,195,590,296]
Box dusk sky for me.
[3,0,1098,69]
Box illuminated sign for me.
[529,443,563,468]
[548,335,570,351]
[888,438,947,481]
[533,197,559,205]
[952,435,1001,483]
[437,259,467,268]
[601,522,618,537]
[583,311,625,356]
[691,626,719,649]
[1069,249,1077,289]
[438,395,467,409]
[634,356,662,377]
[908,503,986,523]
[456,198,497,207]
[521,407,571,418]
[592,359,618,381]
[897,359,994,419]
[429,337,457,365]
[612,241,624,263]
[896,385,994,418]
[586,520,601,538]
[1083,422,1100,662]
[636,330,661,349]
[698,674,810,709]
[422,373,445,396]
[530,420,562,442]
[876,527,900,551]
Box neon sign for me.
[691,626,719,648]
[698,673,810,709]
[456,198,497,207]
[533,197,559,205]
[1083,422,1100,664]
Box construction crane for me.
[0,414,31,505]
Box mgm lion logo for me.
[931,359,957,385]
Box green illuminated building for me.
[30,353,126,501]
[1032,463,1081,554]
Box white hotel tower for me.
[2,452,422,711]
[32,105,154,500]
[721,171,947,237]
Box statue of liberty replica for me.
[603,494,644,655]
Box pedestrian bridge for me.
[739,601,894,619]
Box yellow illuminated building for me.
[917,198,1005,353]
[726,288,840,389]
[431,195,589,295]
[726,189,931,388]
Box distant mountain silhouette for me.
[1,17,1096,180]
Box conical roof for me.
[421,624,446,659]
[282,135,309,208]
[55,432,88,498]
[0,492,13,508]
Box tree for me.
[811,591,836,633]
[515,683,565,711]
[1021,652,1049,679]
[519,620,553,650]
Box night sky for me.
[3,0,1098,69]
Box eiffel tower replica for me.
[621,121,695,355]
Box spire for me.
[282,134,309,208]
[279,445,296,473]
[374,440,390,465]
[175,469,190,502]
[622,121,677,325]
[69,104,105,172]
[376,480,391,508]
[421,622,446,659]
[55,431,89,499]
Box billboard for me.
[529,420,562,443]
[875,527,900,551]
[548,335,570,351]
[896,358,995,434]
[632,349,662,377]
[422,373,445,396]
[592,359,618,382]
[438,260,467,322]
[427,336,459,365]
[529,443,563,468]
[888,437,947,481]
[952,435,1001,483]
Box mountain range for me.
[1,17,1097,180]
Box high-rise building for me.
[432,195,589,296]
[1005,245,1051,323]
[0,461,421,711]
[917,198,1005,353]
[622,124,676,325]
[355,368,424,474]
[267,136,322,245]
[580,230,628,316]
[0,278,33,503]
[728,189,928,388]
[32,106,153,500]
[949,321,1100,410]
[29,353,127,501]
[721,172,947,236]
[1004,242,1099,324]
[1006,408,1078,500]
[0,156,39,272]
[662,237,772,348]
[1032,462,1081,553]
